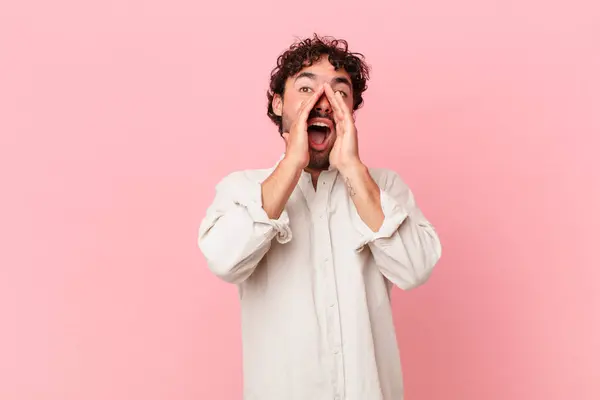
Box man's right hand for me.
[281,85,326,170]
[261,85,325,219]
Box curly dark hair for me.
[267,34,371,134]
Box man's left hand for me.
[324,83,363,174]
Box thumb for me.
[282,132,290,143]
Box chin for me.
[308,151,331,170]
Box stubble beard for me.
[308,148,331,171]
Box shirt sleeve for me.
[198,172,292,284]
[350,170,442,290]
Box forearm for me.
[343,167,442,290]
[261,157,303,219]
[368,219,441,290]
[340,162,385,232]
[198,171,294,284]
[199,205,276,283]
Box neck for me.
[304,167,324,189]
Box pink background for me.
[2,0,599,399]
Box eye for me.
[335,90,348,98]
[299,86,313,93]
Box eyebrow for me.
[294,72,318,82]
[294,72,352,89]
[331,76,352,88]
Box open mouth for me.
[307,120,333,149]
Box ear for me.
[272,94,283,117]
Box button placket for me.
[314,173,345,399]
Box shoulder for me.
[367,167,416,205]
[367,167,408,189]
[214,168,273,192]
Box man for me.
[198,34,442,400]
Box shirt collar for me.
[274,153,338,173]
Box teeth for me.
[310,122,329,128]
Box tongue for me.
[308,130,326,145]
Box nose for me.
[314,93,332,115]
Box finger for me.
[298,85,326,120]
[334,90,351,118]
[323,83,345,122]
[323,83,342,108]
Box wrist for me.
[338,159,367,178]
[280,154,305,174]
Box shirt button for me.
[333,348,340,354]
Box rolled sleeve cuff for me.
[234,181,292,244]
[353,188,408,252]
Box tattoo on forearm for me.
[345,177,356,196]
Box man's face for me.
[272,56,355,171]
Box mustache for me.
[307,109,334,122]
